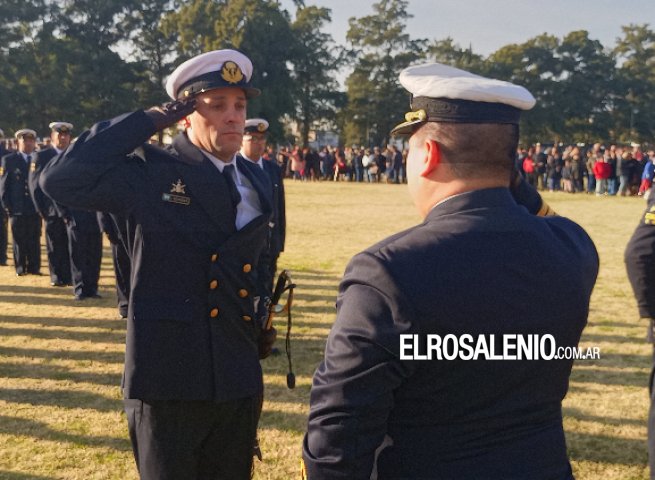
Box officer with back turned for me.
[625,181,655,480]
[40,49,277,479]
[302,63,599,480]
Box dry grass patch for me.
[0,183,651,479]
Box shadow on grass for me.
[582,333,648,344]
[0,325,125,344]
[258,409,307,434]
[0,415,131,452]
[0,293,110,308]
[0,362,121,387]
[563,406,644,427]
[567,431,647,466]
[0,471,57,480]
[0,387,121,413]
[1,315,126,330]
[570,366,648,387]
[0,345,124,364]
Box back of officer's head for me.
[391,62,534,181]
[412,121,519,180]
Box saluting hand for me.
[144,97,197,131]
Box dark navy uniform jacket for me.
[303,188,598,480]
[262,158,286,256]
[625,190,655,333]
[0,152,38,216]
[40,110,273,401]
[29,148,61,218]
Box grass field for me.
[0,181,651,479]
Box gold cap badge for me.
[221,61,244,84]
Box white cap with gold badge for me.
[15,129,37,140]
[165,49,260,100]
[391,63,536,136]
[49,122,74,133]
[244,118,269,134]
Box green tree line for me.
[1,0,653,146]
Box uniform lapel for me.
[171,133,236,234]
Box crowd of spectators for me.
[267,144,408,184]
[517,142,655,196]
[4,135,653,195]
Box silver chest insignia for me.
[163,179,191,205]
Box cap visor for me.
[390,119,425,137]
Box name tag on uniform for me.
[162,193,191,206]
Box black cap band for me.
[412,96,522,125]
[177,70,260,99]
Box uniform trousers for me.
[9,214,41,274]
[44,216,71,284]
[124,397,258,480]
[67,225,102,297]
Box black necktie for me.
[26,154,31,163]
[223,164,242,208]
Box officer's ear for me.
[421,139,441,178]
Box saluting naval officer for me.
[29,122,73,286]
[40,49,277,479]
[0,129,42,276]
[239,118,286,293]
[625,189,655,480]
[302,63,599,479]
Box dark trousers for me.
[111,241,131,317]
[44,216,71,284]
[9,214,41,274]
[0,211,7,264]
[124,397,258,480]
[67,225,102,296]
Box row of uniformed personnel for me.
[0,124,104,301]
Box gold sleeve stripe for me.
[537,201,557,217]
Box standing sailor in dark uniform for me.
[625,189,655,480]
[40,49,276,480]
[239,118,286,294]
[0,129,42,276]
[0,128,9,266]
[29,122,73,286]
[58,201,103,300]
[302,63,598,480]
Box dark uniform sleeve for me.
[29,153,49,217]
[625,193,655,320]
[39,111,157,214]
[510,170,556,216]
[302,252,417,479]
